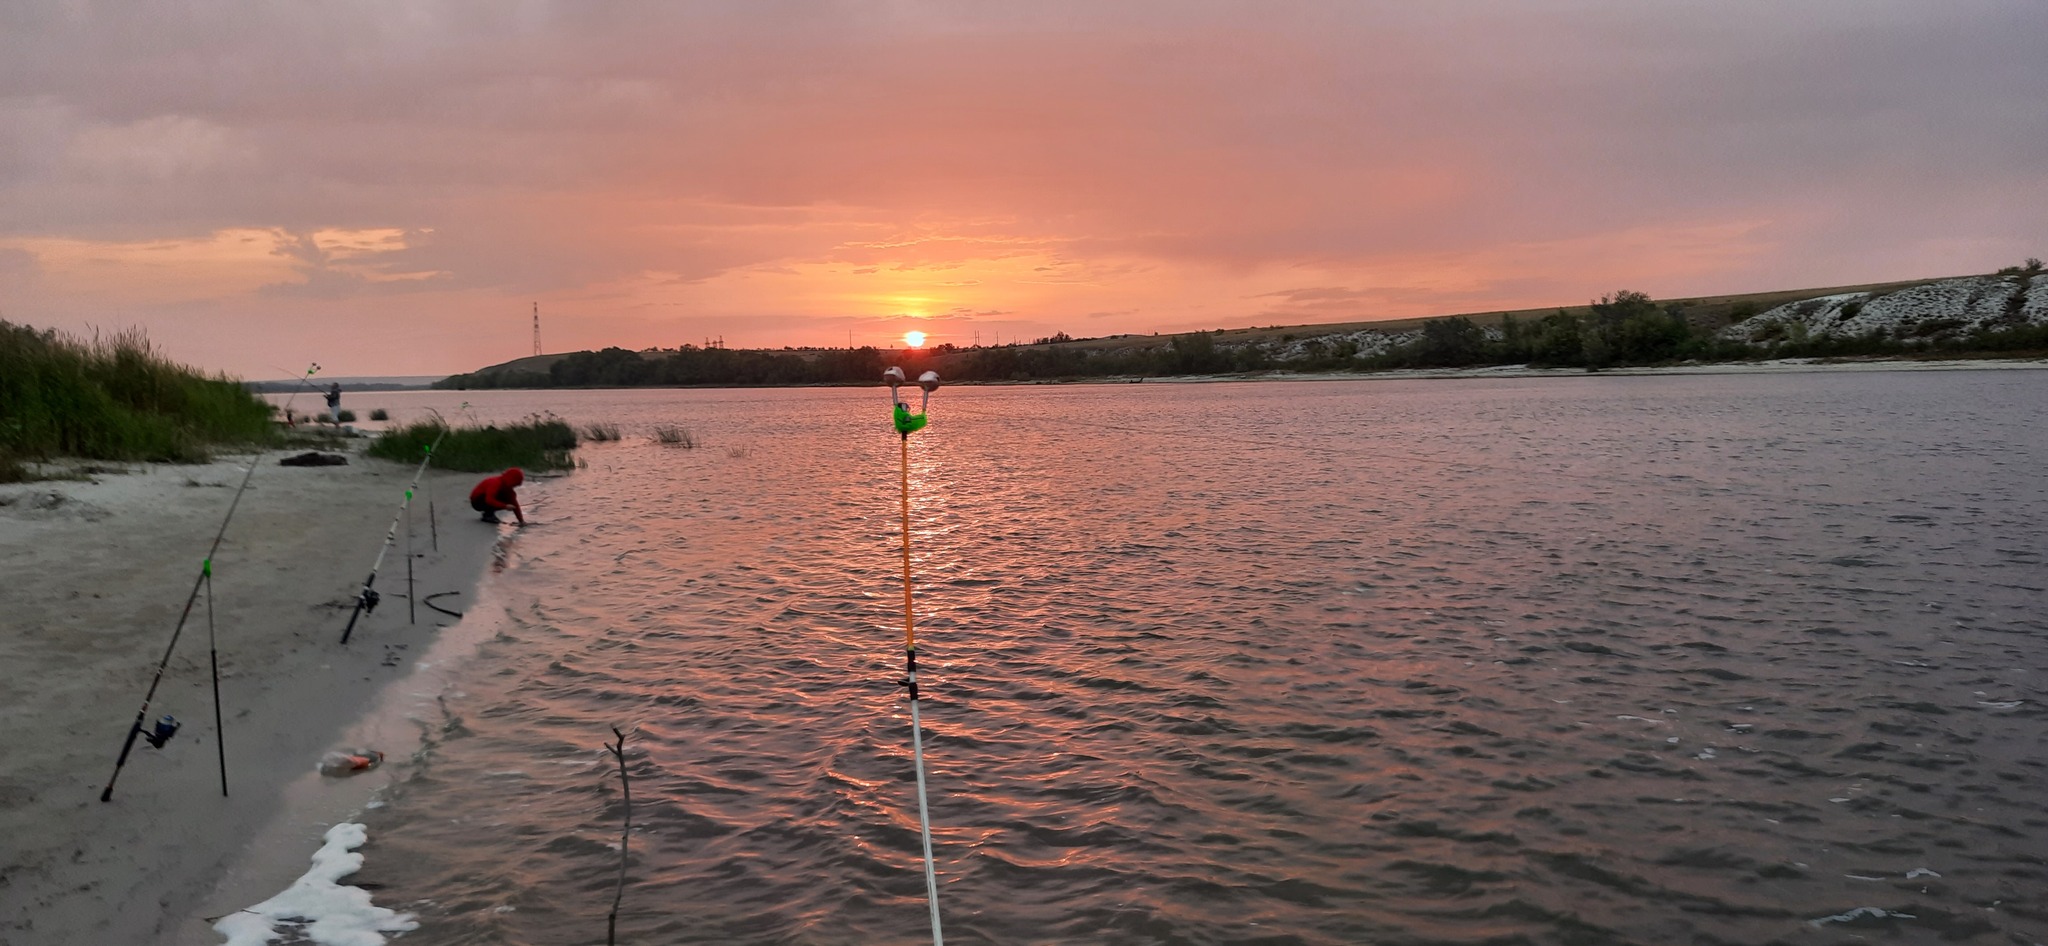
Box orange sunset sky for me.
[2,2,2043,378]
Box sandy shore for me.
[0,446,508,945]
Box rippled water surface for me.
[348,373,2046,944]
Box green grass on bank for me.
[0,321,274,477]
[366,416,579,473]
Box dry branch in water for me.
[605,726,632,945]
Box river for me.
[271,370,2048,944]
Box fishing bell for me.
[885,366,931,435]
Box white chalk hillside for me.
[1721,274,2048,344]
[1268,328,1423,362]
[1248,272,2044,366]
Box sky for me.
[2,1,2043,379]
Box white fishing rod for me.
[885,365,945,945]
[101,363,322,803]
[338,427,448,645]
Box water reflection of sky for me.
[347,371,2046,945]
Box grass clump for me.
[335,409,358,423]
[583,422,623,442]
[651,424,696,447]
[369,408,390,421]
[367,415,579,473]
[0,321,274,465]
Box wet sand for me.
[0,449,507,945]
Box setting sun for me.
[903,330,927,348]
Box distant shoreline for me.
[422,354,2048,393]
[1163,354,2048,383]
[293,352,2047,396]
[243,380,440,393]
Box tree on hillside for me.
[551,347,654,386]
[1168,331,1227,374]
[1496,314,1531,363]
[1531,311,1584,366]
[1416,316,1488,367]
[1583,290,1689,366]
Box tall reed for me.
[651,424,696,448]
[367,415,580,473]
[0,321,274,466]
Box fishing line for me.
[939,398,1641,491]
[339,428,448,645]
[884,366,946,946]
[938,396,1846,510]
[100,363,322,803]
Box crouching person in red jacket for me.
[470,468,526,525]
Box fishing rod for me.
[406,493,416,625]
[885,365,946,945]
[339,429,447,645]
[101,363,323,803]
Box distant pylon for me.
[532,303,542,356]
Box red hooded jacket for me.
[470,468,525,513]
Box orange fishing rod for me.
[885,365,945,946]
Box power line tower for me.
[532,303,542,356]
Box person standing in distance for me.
[470,468,526,525]
[324,383,343,423]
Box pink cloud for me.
[0,2,2041,376]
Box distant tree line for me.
[438,275,2048,390]
[1367,291,1717,370]
[481,344,898,388]
[435,334,1288,389]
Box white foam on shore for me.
[1809,905,1915,927]
[214,822,418,946]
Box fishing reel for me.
[358,587,381,614]
[141,715,180,749]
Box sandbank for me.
[0,446,508,945]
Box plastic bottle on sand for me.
[318,749,386,776]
